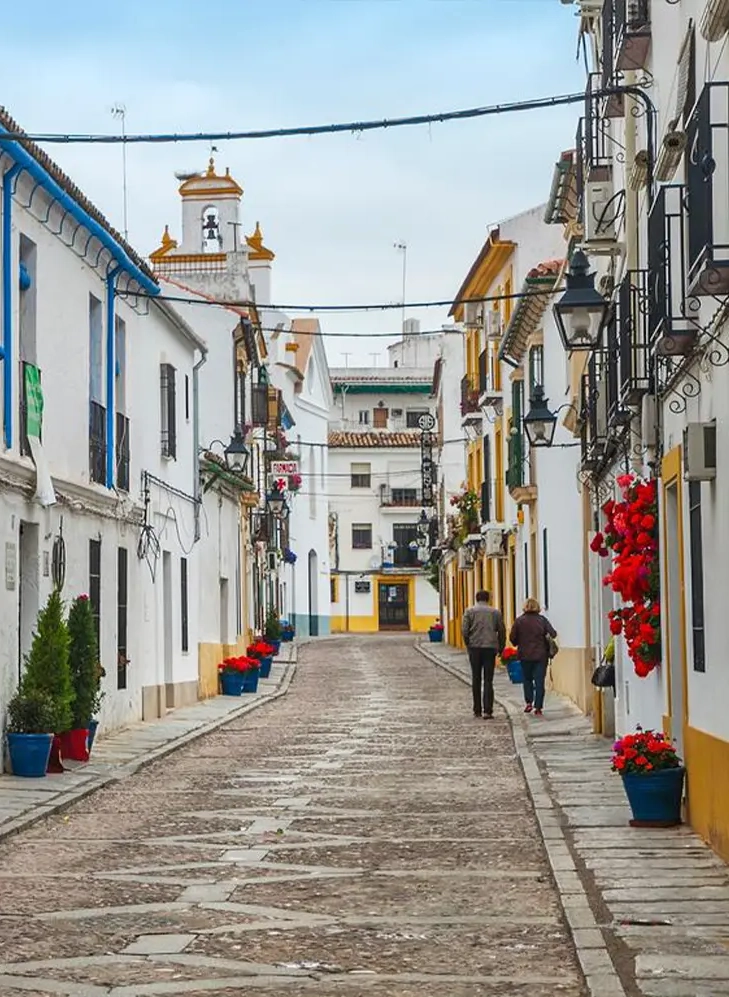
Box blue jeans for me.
[521,660,547,710]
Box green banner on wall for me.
[24,363,43,440]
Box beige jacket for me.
[461,604,506,651]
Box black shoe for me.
[473,711,482,717]
[483,713,493,719]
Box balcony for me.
[580,351,614,474]
[686,83,729,296]
[648,184,699,359]
[89,400,107,485]
[460,374,481,427]
[614,0,651,72]
[478,348,502,409]
[506,431,536,504]
[380,485,423,508]
[616,270,651,408]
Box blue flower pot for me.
[428,629,444,643]
[7,732,53,778]
[259,656,272,679]
[281,628,294,643]
[87,720,99,754]
[506,659,523,684]
[268,639,281,656]
[220,671,245,696]
[622,767,685,825]
[242,669,260,694]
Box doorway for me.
[162,552,173,707]
[378,582,410,630]
[18,522,39,682]
[308,550,319,636]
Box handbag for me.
[539,617,558,659]
[591,661,615,688]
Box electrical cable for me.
[6,90,589,145]
[126,284,561,316]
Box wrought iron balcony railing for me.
[116,413,130,492]
[379,486,423,507]
[686,82,729,297]
[89,400,106,485]
[613,0,651,72]
[460,374,480,417]
[616,270,651,408]
[647,184,698,358]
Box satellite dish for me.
[369,556,380,569]
[174,169,203,181]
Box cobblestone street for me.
[0,636,585,997]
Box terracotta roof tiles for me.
[328,431,421,448]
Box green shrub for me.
[68,595,102,727]
[22,589,74,732]
[264,607,282,641]
[7,689,57,734]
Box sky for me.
[0,0,585,367]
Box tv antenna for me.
[110,104,129,240]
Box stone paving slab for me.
[417,639,729,997]
[0,645,297,841]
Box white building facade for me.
[328,339,440,633]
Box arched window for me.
[201,205,220,253]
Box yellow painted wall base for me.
[330,614,433,634]
[685,724,729,865]
[548,647,593,715]
[198,637,247,700]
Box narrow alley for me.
[0,637,585,997]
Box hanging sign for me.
[270,460,299,477]
[420,413,436,507]
[24,364,55,507]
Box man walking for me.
[461,590,506,719]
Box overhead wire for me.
[5,90,588,145]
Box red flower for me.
[609,618,623,635]
[590,532,605,553]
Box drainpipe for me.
[192,348,208,542]
[2,163,22,450]
[105,266,121,488]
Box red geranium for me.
[247,641,275,658]
[501,647,518,661]
[218,655,259,674]
[593,475,661,678]
[611,726,681,775]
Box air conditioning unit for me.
[458,546,475,569]
[486,311,503,340]
[483,528,506,558]
[584,178,617,244]
[465,302,484,330]
[266,550,279,571]
[684,423,717,481]
[392,409,403,418]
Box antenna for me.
[110,104,128,240]
[394,242,407,334]
[341,352,351,368]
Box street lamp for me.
[553,249,610,352]
[224,430,250,474]
[266,486,286,518]
[523,385,558,448]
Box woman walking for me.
[509,598,557,717]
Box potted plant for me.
[248,640,275,679]
[5,689,57,778]
[280,620,295,642]
[240,655,261,694]
[428,619,445,643]
[501,646,522,684]
[21,590,74,773]
[612,727,685,826]
[218,656,249,696]
[63,595,102,762]
[264,608,282,655]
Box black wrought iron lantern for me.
[553,250,609,352]
[266,486,286,517]
[523,385,558,448]
[224,430,250,474]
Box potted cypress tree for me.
[21,589,73,773]
[264,607,282,655]
[64,595,102,761]
[5,688,57,778]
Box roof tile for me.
[328,431,421,448]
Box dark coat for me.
[509,612,557,664]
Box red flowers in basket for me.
[430,620,444,632]
[590,474,661,679]
[611,727,681,775]
[218,656,259,674]
[501,647,518,662]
